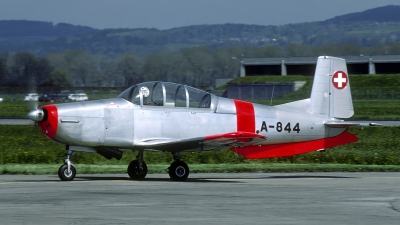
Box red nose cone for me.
[38,105,58,139]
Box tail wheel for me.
[58,164,76,181]
[127,160,148,180]
[168,161,189,181]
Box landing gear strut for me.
[58,149,76,181]
[168,152,189,181]
[126,151,190,181]
[127,150,148,180]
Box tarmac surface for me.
[0,172,399,225]
[0,118,34,125]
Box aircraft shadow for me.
[5,176,239,183]
[75,174,356,182]
[264,175,356,179]
[75,176,241,183]
[7,174,357,183]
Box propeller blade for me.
[27,100,39,111]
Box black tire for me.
[58,164,76,181]
[127,160,148,180]
[168,161,189,181]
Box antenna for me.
[269,84,275,105]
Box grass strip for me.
[2,163,400,175]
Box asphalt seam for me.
[389,199,400,213]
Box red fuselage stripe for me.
[233,100,255,133]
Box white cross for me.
[334,73,347,88]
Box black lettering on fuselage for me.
[260,121,268,132]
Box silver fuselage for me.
[49,96,343,152]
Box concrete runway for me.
[0,173,399,225]
[0,118,34,125]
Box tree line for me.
[1,42,400,89]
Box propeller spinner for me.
[27,108,45,122]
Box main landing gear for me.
[127,151,190,181]
[168,152,189,181]
[58,149,76,181]
[127,150,148,180]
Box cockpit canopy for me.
[118,82,214,109]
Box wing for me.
[325,119,400,127]
[133,132,267,152]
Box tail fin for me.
[310,56,354,118]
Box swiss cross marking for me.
[332,71,348,90]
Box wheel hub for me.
[63,169,73,177]
[175,166,186,177]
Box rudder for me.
[310,56,354,118]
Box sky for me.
[1,0,400,30]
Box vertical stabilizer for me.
[310,56,354,118]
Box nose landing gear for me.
[58,149,76,181]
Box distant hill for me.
[0,20,96,37]
[323,5,400,23]
[0,5,400,56]
[0,20,96,54]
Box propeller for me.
[26,77,42,123]
[27,100,39,112]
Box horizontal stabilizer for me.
[325,121,386,127]
[324,121,361,127]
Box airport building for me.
[224,55,400,100]
[238,55,400,76]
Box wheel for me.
[127,160,148,180]
[168,161,189,181]
[58,164,76,181]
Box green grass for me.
[352,100,400,119]
[0,102,36,117]
[2,163,400,175]
[1,125,400,166]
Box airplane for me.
[28,56,369,181]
